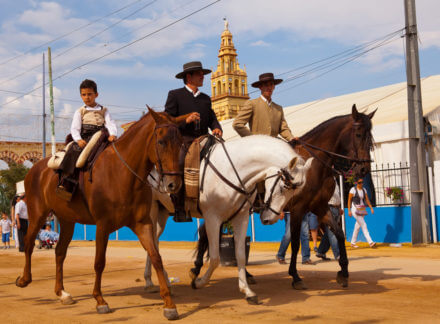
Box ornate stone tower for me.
[211,19,249,121]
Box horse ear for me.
[288,157,298,170]
[351,104,360,121]
[148,106,162,124]
[304,157,314,171]
[368,108,378,120]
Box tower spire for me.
[211,20,249,121]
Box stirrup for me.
[173,209,193,223]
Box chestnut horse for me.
[16,109,189,320]
[190,104,375,290]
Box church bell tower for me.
[211,19,249,121]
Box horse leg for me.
[133,222,177,321]
[144,206,170,293]
[190,223,209,281]
[192,218,221,289]
[289,212,307,290]
[328,216,349,287]
[54,220,75,305]
[232,214,258,304]
[16,212,47,288]
[92,226,111,314]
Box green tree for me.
[0,163,29,213]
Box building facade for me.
[211,20,249,121]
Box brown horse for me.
[16,108,189,320]
[288,104,376,289]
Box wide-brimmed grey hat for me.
[175,61,211,79]
[251,72,283,88]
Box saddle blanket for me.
[47,130,102,170]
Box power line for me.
[0,0,157,87]
[0,0,145,67]
[0,0,221,109]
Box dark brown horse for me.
[191,104,375,290]
[16,108,189,320]
[288,104,375,289]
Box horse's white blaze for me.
[145,135,312,300]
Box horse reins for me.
[112,123,182,187]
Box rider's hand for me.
[16,220,21,230]
[186,112,200,124]
[77,139,87,148]
[108,135,116,142]
[212,128,222,137]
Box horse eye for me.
[158,140,166,146]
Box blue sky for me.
[0,0,439,142]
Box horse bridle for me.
[154,123,183,181]
[260,168,297,216]
[112,123,183,187]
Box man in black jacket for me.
[165,61,222,222]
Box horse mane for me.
[299,112,374,149]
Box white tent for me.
[221,74,440,164]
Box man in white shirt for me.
[15,194,28,252]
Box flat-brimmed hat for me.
[251,72,283,88]
[175,61,211,79]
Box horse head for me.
[337,104,376,179]
[260,156,313,225]
[148,108,184,194]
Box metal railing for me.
[370,162,411,206]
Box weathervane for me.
[223,17,229,30]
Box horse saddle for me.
[47,130,103,170]
[184,134,216,217]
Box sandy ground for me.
[1,241,440,323]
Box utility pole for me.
[404,0,431,243]
[42,53,46,158]
[48,47,56,156]
[48,47,58,233]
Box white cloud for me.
[250,40,270,47]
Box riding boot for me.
[171,187,192,222]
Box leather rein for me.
[202,136,297,221]
[112,123,182,187]
[291,121,372,176]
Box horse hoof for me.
[144,285,159,293]
[96,304,111,314]
[164,308,179,320]
[191,279,197,289]
[246,296,259,305]
[292,280,307,290]
[336,272,349,288]
[247,276,257,285]
[61,295,75,305]
[16,276,30,288]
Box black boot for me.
[171,193,192,222]
[56,176,77,201]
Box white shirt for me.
[0,219,12,233]
[15,200,28,220]
[185,85,201,97]
[71,104,118,142]
[328,182,341,206]
[260,95,272,106]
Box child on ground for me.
[38,224,59,249]
[58,79,118,194]
[1,212,12,249]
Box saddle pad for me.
[184,135,208,199]
[76,130,102,168]
[47,142,74,170]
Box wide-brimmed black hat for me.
[175,61,211,79]
[251,72,283,88]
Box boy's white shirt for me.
[71,103,118,142]
[1,218,12,233]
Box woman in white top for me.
[347,178,376,248]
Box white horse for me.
[144,135,313,303]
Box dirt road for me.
[1,241,439,323]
